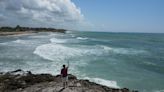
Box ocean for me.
[0,31,164,92]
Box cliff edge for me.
[0,69,138,92]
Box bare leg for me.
[65,82,67,87]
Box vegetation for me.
[0,25,66,33]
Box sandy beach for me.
[0,31,37,36]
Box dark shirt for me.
[61,67,68,77]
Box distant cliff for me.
[0,25,66,33]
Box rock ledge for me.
[0,69,138,92]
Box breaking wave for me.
[50,38,67,43]
[13,39,27,44]
[34,42,147,62]
[84,77,120,88]
[33,43,82,61]
[76,37,88,40]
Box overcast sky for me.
[0,0,164,33]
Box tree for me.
[15,25,21,31]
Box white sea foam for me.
[33,43,106,61]
[33,43,82,61]
[84,77,120,88]
[0,39,26,45]
[34,43,146,63]
[99,45,147,55]
[50,38,67,43]
[12,39,39,46]
[33,43,121,88]
[155,89,164,92]
[13,39,26,44]
[48,33,65,37]
[99,45,113,50]
[0,42,8,45]
[112,48,147,55]
[29,35,48,39]
[76,37,88,40]
[143,61,156,66]
[70,34,75,37]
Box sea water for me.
[0,31,164,92]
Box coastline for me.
[0,26,66,36]
[0,31,37,36]
[0,69,137,92]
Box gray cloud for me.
[0,0,84,29]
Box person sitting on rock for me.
[61,64,69,88]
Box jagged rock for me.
[0,70,135,92]
[68,74,77,80]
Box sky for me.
[0,0,164,33]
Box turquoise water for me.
[0,31,164,92]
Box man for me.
[61,64,68,88]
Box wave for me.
[112,48,147,55]
[99,45,113,50]
[33,43,83,61]
[143,61,156,66]
[0,42,8,45]
[76,37,88,40]
[29,35,48,39]
[33,44,109,62]
[99,45,147,55]
[155,89,164,92]
[84,77,120,88]
[33,43,147,62]
[0,39,27,45]
[50,38,67,43]
[48,33,65,37]
[13,39,27,44]
[12,39,40,46]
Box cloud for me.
[0,0,84,29]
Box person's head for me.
[63,64,65,68]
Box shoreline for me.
[0,69,137,92]
[0,31,37,36]
[0,26,66,36]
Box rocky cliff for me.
[0,69,138,92]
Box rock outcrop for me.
[0,69,138,92]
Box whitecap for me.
[0,42,8,45]
[143,61,156,66]
[12,39,38,45]
[98,45,147,55]
[33,43,83,61]
[33,43,146,63]
[76,37,88,40]
[29,35,48,39]
[0,39,27,45]
[112,48,147,55]
[50,38,67,43]
[33,44,111,62]
[155,89,164,92]
[13,39,26,44]
[99,45,113,51]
